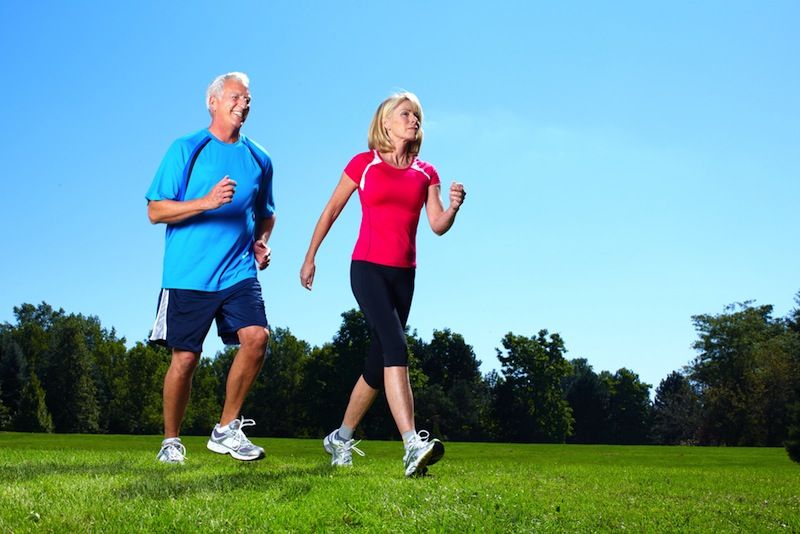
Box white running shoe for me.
[156,438,186,464]
[206,417,265,461]
[403,430,444,477]
[323,429,365,467]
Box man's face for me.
[210,79,251,129]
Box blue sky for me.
[1,1,798,393]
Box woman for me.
[300,91,466,477]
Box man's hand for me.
[203,176,237,210]
[254,240,271,270]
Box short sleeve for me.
[427,164,441,187]
[145,140,187,202]
[256,160,275,219]
[343,152,372,185]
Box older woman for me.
[300,91,465,477]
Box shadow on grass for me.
[1,455,337,503]
[116,462,334,501]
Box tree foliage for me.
[491,330,573,443]
[689,302,800,446]
[1,294,798,454]
[651,371,699,445]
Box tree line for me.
[1,296,799,461]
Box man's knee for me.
[239,326,270,352]
[169,350,199,377]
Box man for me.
[146,72,275,464]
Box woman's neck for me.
[381,144,413,168]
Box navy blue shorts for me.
[149,278,269,353]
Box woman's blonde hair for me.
[367,92,424,156]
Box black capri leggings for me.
[350,260,415,389]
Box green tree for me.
[84,319,128,433]
[0,386,10,430]
[14,371,53,433]
[690,302,799,446]
[563,358,610,444]
[10,303,64,379]
[108,342,170,434]
[413,329,489,440]
[605,368,652,444]
[183,357,223,435]
[300,310,398,439]
[650,371,699,444]
[45,315,100,433]
[0,333,28,415]
[244,327,311,437]
[491,330,573,443]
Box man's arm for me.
[147,176,237,224]
[254,214,276,270]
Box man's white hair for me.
[206,72,250,111]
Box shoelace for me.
[163,441,187,461]
[229,417,257,451]
[408,430,431,449]
[336,439,365,459]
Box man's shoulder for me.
[241,135,271,161]
[171,129,213,150]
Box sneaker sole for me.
[405,443,440,477]
[428,440,445,466]
[206,440,265,461]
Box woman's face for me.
[384,100,420,143]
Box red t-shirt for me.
[344,150,441,268]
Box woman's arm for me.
[300,173,359,290]
[426,181,466,236]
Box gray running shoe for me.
[323,429,365,466]
[206,417,265,461]
[156,438,186,464]
[403,430,444,477]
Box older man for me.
[146,72,275,464]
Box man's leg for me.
[163,349,200,438]
[219,325,269,426]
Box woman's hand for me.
[449,181,466,211]
[300,259,316,290]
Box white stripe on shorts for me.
[150,288,170,342]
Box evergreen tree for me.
[244,327,311,437]
[563,358,611,444]
[606,368,652,444]
[183,357,222,435]
[14,372,53,433]
[0,386,10,430]
[0,333,28,414]
[108,342,170,434]
[45,316,100,433]
[650,371,699,444]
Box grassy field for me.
[1,432,798,532]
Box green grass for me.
[1,433,798,532]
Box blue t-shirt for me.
[146,129,275,291]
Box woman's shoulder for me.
[347,150,379,165]
[344,150,380,173]
[411,157,439,182]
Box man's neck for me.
[208,123,241,144]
